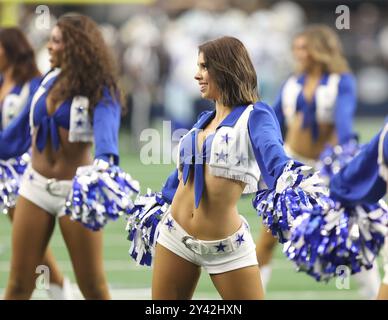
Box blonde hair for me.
[296,24,350,74]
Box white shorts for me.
[157,211,258,274]
[284,144,317,168]
[18,165,72,217]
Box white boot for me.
[260,264,272,292]
[353,260,381,300]
[47,277,74,300]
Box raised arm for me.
[329,130,386,205]
[248,101,292,189]
[93,88,120,164]
[334,73,357,144]
[250,102,328,243]
[66,88,140,231]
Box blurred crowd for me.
[16,0,388,148]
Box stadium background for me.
[0,0,387,299]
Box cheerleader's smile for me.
[47,26,64,68]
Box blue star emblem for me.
[76,119,84,127]
[215,242,226,252]
[76,106,85,114]
[221,133,231,144]
[235,154,247,166]
[215,150,228,162]
[236,233,245,246]
[165,218,174,232]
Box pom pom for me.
[284,199,388,281]
[0,153,30,214]
[316,140,360,184]
[126,190,170,266]
[65,159,140,231]
[253,161,330,243]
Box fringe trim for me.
[208,166,259,194]
[68,132,94,143]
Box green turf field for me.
[0,116,386,299]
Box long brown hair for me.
[50,14,123,112]
[296,24,350,74]
[198,36,259,107]
[0,27,41,84]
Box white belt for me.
[164,213,251,255]
[25,165,72,197]
[182,234,242,255]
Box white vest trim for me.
[2,82,30,129]
[281,74,340,124]
[177,105,261,194]
[28,68,93,143]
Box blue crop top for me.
[162,102,294,207]
[32,74,71,152]
[0,76,42,130]
[0,70,121,164]
[274,73,357,144]
[179,120,216,207]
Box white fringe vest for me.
[2,82,30,129]
[28,68,94,143]
[281,74,340,124]
[177,104,261,194]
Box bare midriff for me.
[31,127,93,180]
[285,112,337,160]
[31,93,94,180]
[170,165,246,241]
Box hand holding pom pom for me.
[65,159,140,231]
[126,190,170,266]
[0,153,30,214]
[253,161,330,243]
[284,198,388,281]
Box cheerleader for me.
[256,25,380,299]
[1,15,138,300]
[0,27,71,299]
[126,36,328,299]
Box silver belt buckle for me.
[46,178,62,196]
[182,236,201,254]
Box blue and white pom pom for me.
[65,159,140,231]
[316,140,360,184]
[284,199,388,281]
[0,153,30,214]
[253,161,330,243]
[126,190,170,266]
